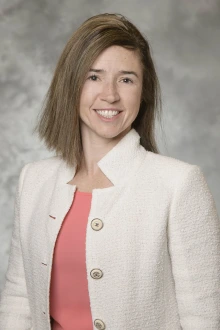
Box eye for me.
[122,78,133,84]
[88,75,98,81]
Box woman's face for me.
[79,45,143,140]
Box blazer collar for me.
[48,128,147,243]
[58,128,144,187]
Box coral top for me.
[50,189,93,330]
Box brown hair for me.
[33,13,164,170]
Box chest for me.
[22,174,171,265]
[67,170,114,192]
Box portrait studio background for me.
[0,0,220,291]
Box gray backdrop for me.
[0,0,219,291]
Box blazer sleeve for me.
[0,164,32,330]
[168,165,220,330]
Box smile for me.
[94,109,122,121]
[96,109,119,117]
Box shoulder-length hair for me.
[33,13,163,170]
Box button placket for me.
[91,218,106,328]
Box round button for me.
[90,268,103,279]
[91,218,104,231]
[94,319,106,329]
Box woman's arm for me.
[0,164,32,330]
[168,165,220,329]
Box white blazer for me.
[0,128,220,330]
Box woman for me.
[0,13,219,330]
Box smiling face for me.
[79,45,143,141]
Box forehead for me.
[91,45,142,71]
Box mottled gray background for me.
[0,0,219,291]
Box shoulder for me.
[20,155,63,186]
[143,151,204,191]
[146,151,198,173]
[25,155,62,170]
[24,155,62,173]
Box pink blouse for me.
[50,189,93,330]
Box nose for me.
[99,81,120,103]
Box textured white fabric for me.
[0,128,220,330]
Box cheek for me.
[80,85,98,105]
[124,89,142,107]
[80,87,88,104]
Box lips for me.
[94,109,122,121]
[94,109,123,112]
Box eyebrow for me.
[89,68,139,79]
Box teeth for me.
[96,110,120,118]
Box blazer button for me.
[91,218,104,231]
[94,319,106,329]
[90,268,103,279]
